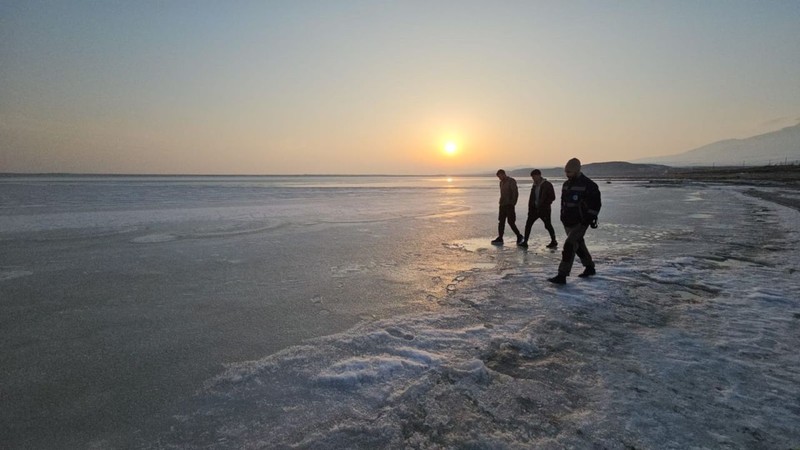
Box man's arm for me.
[544,181,556,205]
[587,182,601,216]
[511,179,519,205]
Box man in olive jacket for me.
[519,169,557,249]
[491,169,524,245]
[548,158,601,284]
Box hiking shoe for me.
[546,240,558,249]
[547,274,567,284]
[491,237,504,245]
[577,267,596,278]
[517,240,528,248]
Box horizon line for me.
[3,161,789,178]
[0,161,644,177]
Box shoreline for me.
[597,164,800,187]
[597,171,800,212]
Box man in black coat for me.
[491,169,524,245]
[519,169,558,249]
[548,158,601,284]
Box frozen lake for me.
[1,175,798,448]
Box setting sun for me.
[444,141,458,155]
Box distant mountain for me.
[506,161,671,179]
[634,123,800,167]
[578,161,672,177]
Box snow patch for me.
[131,233,178,243]
[0,269,33,281]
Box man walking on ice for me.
[491,169,524,245]
[519,169,558,249]
[548,158,601,285]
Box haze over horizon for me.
[2,1,799,175]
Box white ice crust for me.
[155,184,800,448]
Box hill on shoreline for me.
[502,161,800,186]
[505,162,672,179]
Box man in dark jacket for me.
[491,169,524,245]
[519,169,557,249]
[548,158,601,284]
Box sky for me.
[1,1,799,175]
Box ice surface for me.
[149,182,799,449]
[2,176,799,448]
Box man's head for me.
[530,169,542,183]
[564,158,581,180]
[496,169,507,180]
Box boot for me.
[546,240,558,249]
[491,237,504,245]
[547,274,567,284]
[517,239,528,248]
[577,267,596,278]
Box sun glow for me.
[444,141,458,155]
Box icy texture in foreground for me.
[153,187,800,449]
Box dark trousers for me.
[524,207,556,242]
[558,224,594,276]
[498,205,521,238]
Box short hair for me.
[496,169,506,176]
[530,169,541,176]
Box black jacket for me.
[528,179,556,210]
[559,173,601,226]
[498,177,519,206]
